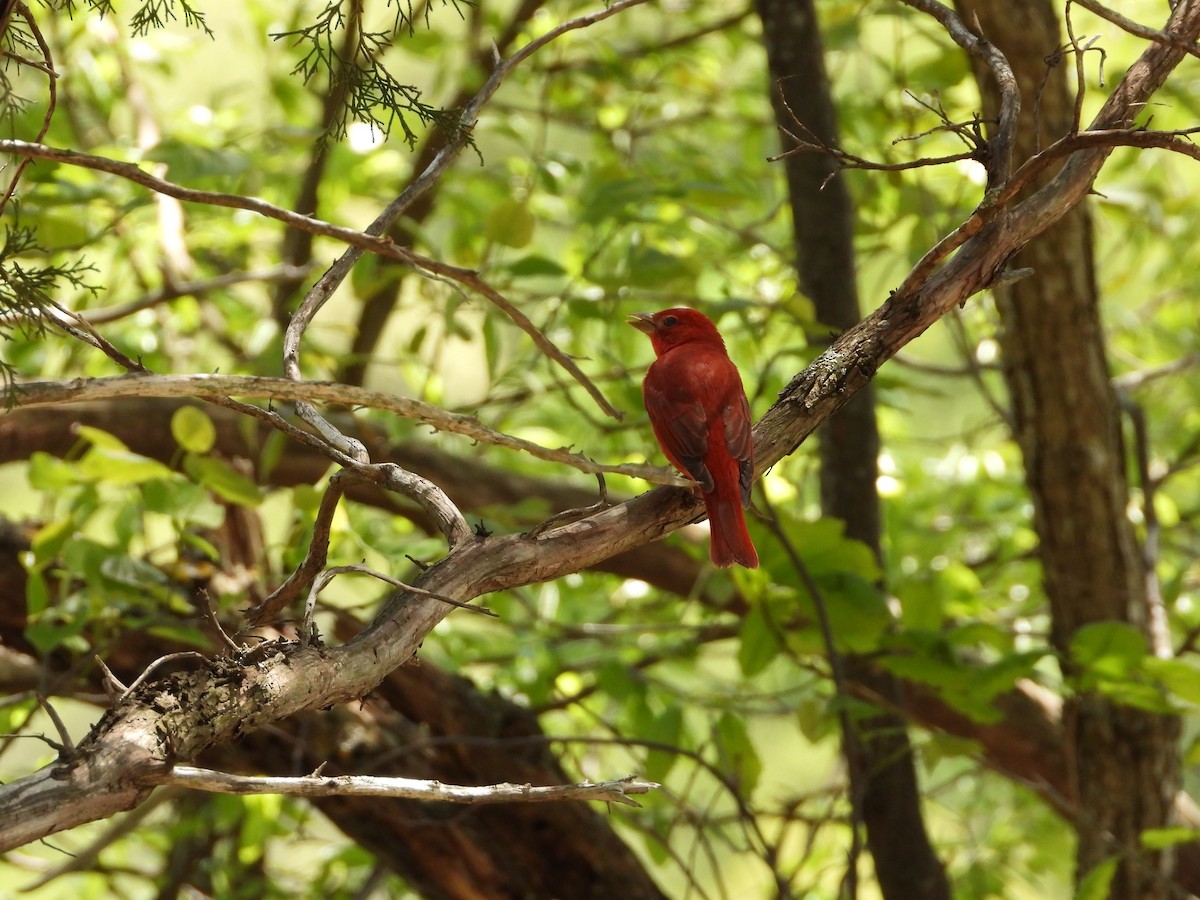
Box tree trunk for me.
[755,2,951,897]
[953,2,1181,895]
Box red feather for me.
[628,308,758,568]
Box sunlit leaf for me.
[171,406,217,454]
[185,455,264,507]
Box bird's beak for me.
[626,312,656,334]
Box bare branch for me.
[898,0,1020,186]
[155,765,658,807]
[1071,0,1200,59]
[0,3,55,217]
[2,373,686,485]
[253,469,367,624]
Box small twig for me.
[0,3,55,218]
[154,764,658,806]
[771,94,982,171]
[1066,3,1089,133]
[898,0,1020,187]
[250,469,366,625]
[35,695,74,758]
[301,563,496,644]
[1113,353,1200,391]
[44,303,147,373]
[199,589,240,653]
[93,656,128,701]
[528,473,612,537]
[120,652,209,700]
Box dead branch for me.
[155,765,657,807]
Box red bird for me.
[628,307,758,569]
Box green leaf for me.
[100,554,170,590]
[141,479,225,528]
[625,244,692,287]
[714,712,761,796]
[28,452,80,491]
[144,138,252,182]
[484,200,535,249]
[185,455,264,507]
[1142,657,1200,706]
[1141,827,1200,850]
[26,570,49,617]
[1070,622,1149,681]
[770,517,883,583]
[502,255,567,277]
[171,406,217,454]
[30,517,74,566]
[74,425,130,451]
[737,603,781,676]
[1076,856,1118,900]
[78,447,175,484]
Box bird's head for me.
[626,307,725,356]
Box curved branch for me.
[899,0,1020,185]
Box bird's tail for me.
[705,492,758,569]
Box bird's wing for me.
[723,390,754,508]
[643,377,714,492]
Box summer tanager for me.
[627,307,758,569]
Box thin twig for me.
[898,0,1020,187]
[199,589,241,653]
[1072,0,1200,59]
[302,563,496,643]
[120,652,209,700]
[0,4,55,217]
[93,656,128,700]
[155,764,657,806]
[528,473,611,537]
[35,695,74,758]
[44,303,147,372]
[253,470,368,625]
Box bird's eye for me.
[662,315,678,327]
